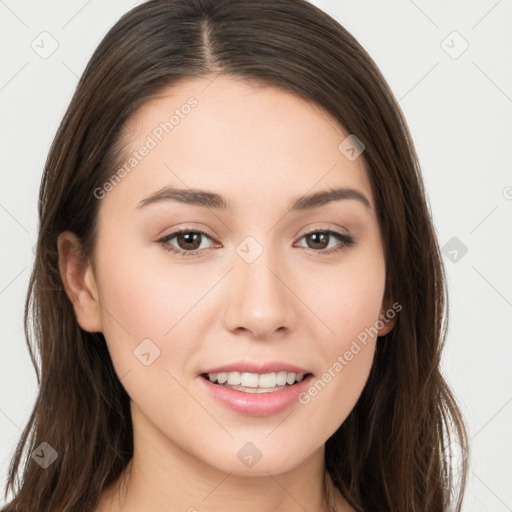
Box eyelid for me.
[299,224,350,237]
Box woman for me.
[2,0,469,510]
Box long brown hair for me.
[3,0,469,510]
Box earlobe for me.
[57,231,103,333]
[377,314,395,336]
[377,296,398,337]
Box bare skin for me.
[58,75,395,512]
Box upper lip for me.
[199,361,312,375]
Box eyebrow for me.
[136,186,371,212]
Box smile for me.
[198,371,314,416]
[202,371,310,393]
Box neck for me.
[99,403,338,512]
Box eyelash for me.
[157,228,356,257]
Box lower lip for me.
[197,374,314,417]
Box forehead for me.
[105,75,374,214]
[125,75,344,141]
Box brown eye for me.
[175,231,202,250]
[296,230,355,254]
[158,229,215,256]
[305,232,330,250]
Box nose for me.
[221,242,297,339]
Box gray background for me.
[1,0,511,509]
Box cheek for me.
[311,249,386,345]
[298,284,382,436]
[298,340,376,440]
[298,252,384,427]
[93,243,206,373]
[94,257,209,421]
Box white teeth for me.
[206,371,306,388]
[227,372,241,385]
[259,373,276,388]
[276,371,288,386]
[240,372,259,387]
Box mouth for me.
[200,371,313,394]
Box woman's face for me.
[65,75,395,476]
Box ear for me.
[57,230,103,333]
[377,294,398,337]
